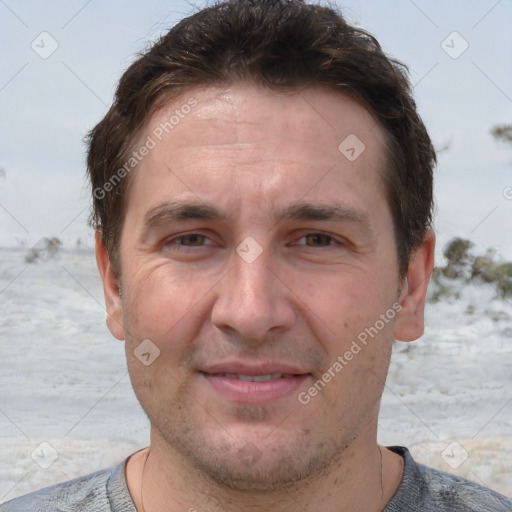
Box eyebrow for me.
[143,200,374,234]
[144,202,221,229]
[277,202,371,226]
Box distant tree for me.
[491,124,512,146]
[442,237,474,279]
[429,237,512,300]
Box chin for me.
[154,414,346,492]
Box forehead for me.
[126,83,389,220]
[142,83,385,156]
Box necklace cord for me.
[140,447,150,512]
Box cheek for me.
[300,270,398,399]
[126,263,206,329]
[121,264,217,378]
[303,270,393,335]
[122,270,206,410]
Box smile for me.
[218,373,295,381]
[200,371,311,403]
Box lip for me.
[201,373,310,403]
[201,361,310,376]
[199,361,312,403]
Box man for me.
[2,0,511,511]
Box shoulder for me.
[0,458,134,512]
[386,446,512,512]
[417,463,512,511]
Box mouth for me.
[199,370,311,403]
[210,372,297,382]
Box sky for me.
[1,0,511,261]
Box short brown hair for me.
[86,0,436,277]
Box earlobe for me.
[393,229,436,342]
[95,231,125,340]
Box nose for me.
[210,246,296,344]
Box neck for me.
[126,425,404,512]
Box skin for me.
[96,83,435,512]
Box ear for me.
[95,231,125,340]
[393,228,435,342]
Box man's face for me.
[100,84,423,490]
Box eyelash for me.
[296,233,339,247]
[163,232,343,250]
[169,233,212,247]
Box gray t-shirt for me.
[1,447,511,511]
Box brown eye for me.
[304,233,334,247]
[176,234,207,246]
